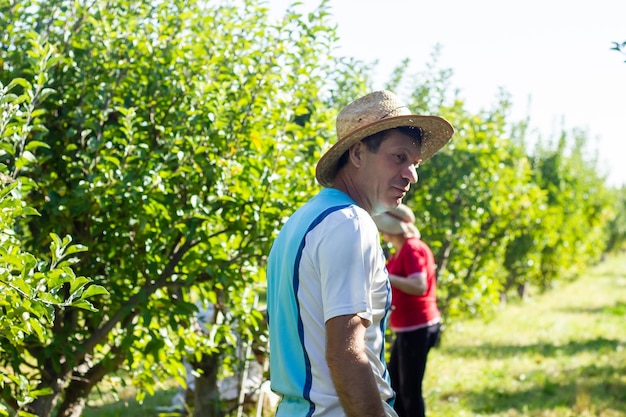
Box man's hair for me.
[336,126,423,171]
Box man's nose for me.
[403,164,418,184]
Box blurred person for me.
[373,204,441,417]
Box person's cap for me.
[372,203,420,237]
[315,90,454,188]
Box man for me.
[266,90,454,416]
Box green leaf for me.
[8,278,33,297]
[69,299,97,312]
[81,284,109,299]
[16,411,38,417]
[68,276,91,296]
[64,244,88,256]
[7,77,31,91]
[28,317,46,341]
[25,141,51,152]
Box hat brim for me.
[315,114,454,188]
[373,212,405,235]
[373,212,420,237]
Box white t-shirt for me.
[267,188,397,416]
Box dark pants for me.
[389,323,441,417]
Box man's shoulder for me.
[296,189,361,221]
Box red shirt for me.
[386,237,440,331]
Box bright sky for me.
[269,0,626,187]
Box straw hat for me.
[372,204,420,238]
[315,90,454,187]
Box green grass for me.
[82,388,177,417]
[83,253,626,417]
[423,253,626,417]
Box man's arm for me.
[325,314,386,417]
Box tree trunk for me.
[57,393,88,417]
[517,281,529,300]
[54,352,126,417]
[192,354,224,417]
[25,374,66,417]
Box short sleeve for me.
[312,208,381,324]
[399,239,428,276]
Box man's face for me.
[357,130,421,214]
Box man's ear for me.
[348,142,364,168]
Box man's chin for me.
[392,194,405,207]
[373,199,402,215]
